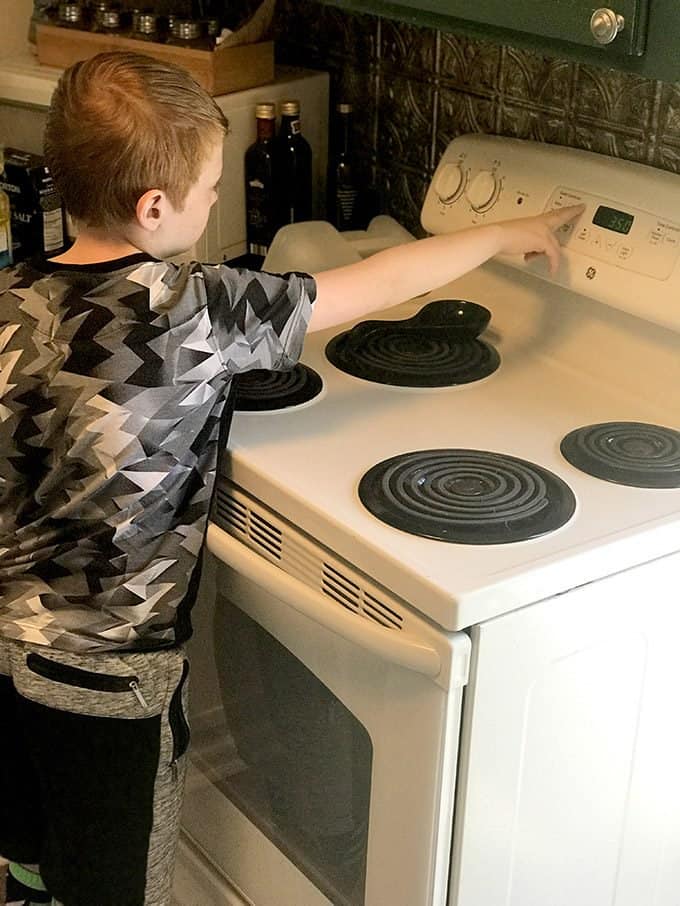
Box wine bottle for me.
[274,99,313,227]
[244,102,277,261]
[329,102,362,231]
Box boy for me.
[0,51,581,906]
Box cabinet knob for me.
[590,8,625,44]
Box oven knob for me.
[466,170,499,212]
[434,163,466,204]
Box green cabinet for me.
[321,0,680,82]
[383,0,647,56]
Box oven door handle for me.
[206,524,442,679]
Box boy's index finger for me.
[545,203,586,229]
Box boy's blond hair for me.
[44,51,229,228]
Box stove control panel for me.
[546,186,680,281]
[421,134,680,333]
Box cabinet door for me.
[451,554,680,906]
[393,0,646,54]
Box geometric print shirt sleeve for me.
[158,261,317,374]
[204,266,316,373]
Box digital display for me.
[592,205,634,235]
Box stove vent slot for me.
[212,482,409,634]
[321,564,404,630]
[213,486,282,560]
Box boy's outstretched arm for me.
[308,204,584,333]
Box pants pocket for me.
[25,652,150,710]
[12,651,153,719]
[168,658,190,764]
[9,645,186,719]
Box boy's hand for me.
[496,204,586,276]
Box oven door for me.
[181,522,470,906]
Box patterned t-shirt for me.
[0,253,316,653]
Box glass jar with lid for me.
[166,18,210,49]
[93,7,123,32]
[130,12,160,41]
[88,0,108,27]
[57,1,85,28]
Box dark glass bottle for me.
[274,99,313,227]
[245,102,277,261]
[329,102,363,231]
[203,17,221,48]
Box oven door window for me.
[194,594,372,906]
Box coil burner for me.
[358,448,577,544]
[326,300,499,387]
[561,421,680,488]
[234,364,323,411]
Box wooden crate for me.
[35,23,274,96]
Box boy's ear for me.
[135,189,167,232]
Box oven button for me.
[434,163,466,204]
[556,222,574,244]
[618,245,633,259]
[466,170,499,212]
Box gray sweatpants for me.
[0,638,190,906]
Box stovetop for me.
[219,135,680,632]
[222,261,680,631]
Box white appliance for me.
[174,135,680,906]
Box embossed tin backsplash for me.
[274,0,680,233]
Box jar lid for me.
[255,102,276,119]
[136,13,157,33]
[280,100,300,116]
[172,18,201,39]
[101,9,120,26]
[59,2,82,22]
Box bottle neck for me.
[281,114,302,138]
[256,118,275,141]
[337,112,352,157]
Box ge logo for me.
[586,266,597,280]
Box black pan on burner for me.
[325,299,499,387]
[407,299,491,339]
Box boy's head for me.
[45,51,229,254]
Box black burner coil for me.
[359,448,576,544]
[234,364,323,411]
[326,300,499,387]
[561,421,680,488]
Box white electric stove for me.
[175,136,680,906]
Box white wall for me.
[0,0,34,58]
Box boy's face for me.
[156,138,224,257]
